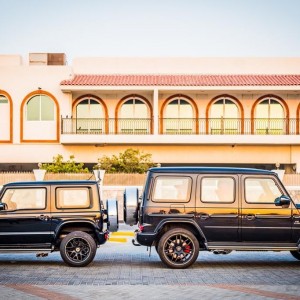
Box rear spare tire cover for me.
[124,187,139,225]
[106,199,119,232]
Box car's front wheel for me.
[60,231,97,267]
[157,228,199,269]
[290,250,300,261]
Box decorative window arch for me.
[251,95,289,134]
[73,95,108,134]
[161,94,198,134]
[116,94,152,134]
[21,90,59,142]
[206,95,244,134]
[0,90,13,143]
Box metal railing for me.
[61,117,298,135]
[61,118,152,135]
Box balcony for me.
[60,117,300,145]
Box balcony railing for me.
[61,118,152,135]
[61,117,298,135]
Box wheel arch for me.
[154,219,207,246]
[54,220,98,241]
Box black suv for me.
[124,167,300,269]
[0,180,118,267]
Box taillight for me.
[138,224,144,232]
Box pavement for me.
[0,224,299,299]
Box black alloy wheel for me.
[158,228,199,269]
[60,231,97,267]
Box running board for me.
[206,243,298,251]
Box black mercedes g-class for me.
[124,167,300,269]
[0,180,118,267]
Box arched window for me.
[21,91,59,142]
[254,97,286,134]
[26,95,54,121]
[74,97,105,134]
[0,92,12,142]
[163,97,196,134]
[117,96,151,134]
[208,97,240,134]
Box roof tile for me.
[60,74,300,86]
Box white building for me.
[1,54,300,172]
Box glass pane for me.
[0,95,8,104]
[211,100,223,118]
[27,96,40,121]
[179,100,193,118]
[120,100,134,118]
[77,100,89,118]
[2,188,46,210]
[90,100,103,118]
[256,100,269,118]
[153,176,191,202]
[41,95,54,121]
[201,177,235,203]
[56,188,90,208]
[245,178,282,203]
[165,99,179,118]
[135,100,148,118]
[225,101,238,118]
[270,101,284,118]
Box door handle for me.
[39,215,50,221]
[200,214,210,220]
[245,214,255,221]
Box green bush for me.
[40,154,89,173]
[94,148,155,174]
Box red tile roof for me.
[60,74,300,86]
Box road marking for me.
[110,231,135,237]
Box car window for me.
[245,178,282,203]
[152,176,191,202]
[56,187,91,208]
[201,177,235,203]
[1,188,46,210]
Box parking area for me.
[0,226,299,299]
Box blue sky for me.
[0,0,299,63]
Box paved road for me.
[0,226,299,299]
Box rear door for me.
[195,175,239,242]
[241,175,292,242]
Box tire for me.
[290,250,300,260]
[123,187,139,225]
[60,231,97,267]
[157,228,199,269]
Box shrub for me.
[40,154,89,173]
[94,148,155,174]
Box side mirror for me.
[274,195,291,207]
[0,203,8,211]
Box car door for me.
[195,175,239,242]
[241,175,292,243]
[0,185,52,248]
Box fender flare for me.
[54,220,98,241]
[154,218,207,243]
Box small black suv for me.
[0,180,118,267]
[124,167,300,269]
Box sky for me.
[1,0,300,63]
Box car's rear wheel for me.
[290,250,300,260]
[60,231,97,267]
[157,228,199,269]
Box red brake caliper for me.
[183,245,191,253]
